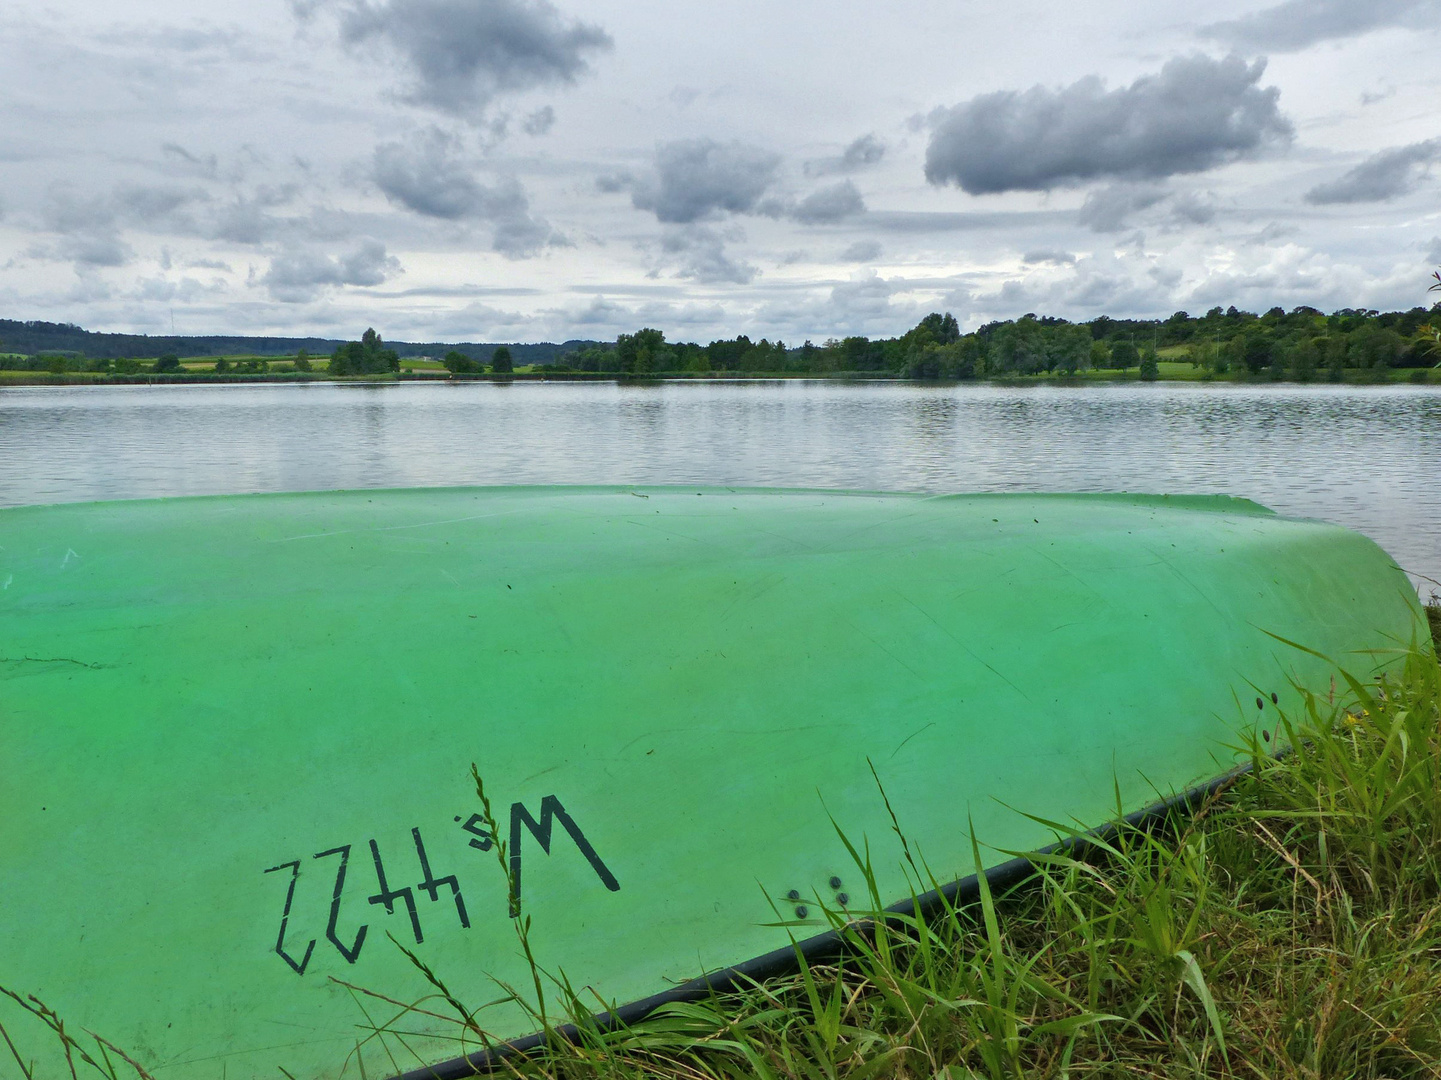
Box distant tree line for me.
[0,319,595,364]
[3,298,1438,382]
[0,320,345,361]
[331,328,399,375]
[442,345,512,374]
[546,303,1441,381]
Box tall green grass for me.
[4,630,1439,1079]
[373,637,1441,1080]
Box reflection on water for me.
[1,380,1437,596]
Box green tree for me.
[153,353,181,373]
[1138,348,1159,380]
[1050,325,1091,374]
[214,357,232,374]
[1350,324,1402,370]
[1110,340,1139,372]
[331,329,399,375]
[1161,310,1193,344]
[991,318,1047,374]
[1324,336,1348,381]
[491,345,514,374]
[616,329,668,374]
[906,344,942,378]
[705,336,747,371]
[1288,337,1319,383]
[294,349,312,372]
[916,312,961,345]
[1237,332,1273,374]
[840,336,874,370]
[444,350,477,374]
[953,336,985,379]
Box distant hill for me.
[0,319,602,364]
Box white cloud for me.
[0,2,1435,337]
[262,239,402,302]
[314,0,611,120]
[1305,140,1440,204]
[925,55,1292,194]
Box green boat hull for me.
[0,488,1423,1078]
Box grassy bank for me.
[370,627,1441,1080]
[1,364,1439,387]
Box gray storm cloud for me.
[209,199,286,245]
[332,0,611,118]
[1200,0,1435,53]
[840,135,886,170]
[660,225,757,284]
[1305,140,1440,204]
[805,133,886,177]
[114,185,206,224]
[1077,185,1168,233]
[631,139,781,224]
[522,105,556,135]
[1170,191,1219,225]
[620,144,860,228]
[1022,250,1077,265]
[924,54,1293,194]
[53,234,134,268]
[161,143,221,180]
[262,239,401,302]
[39,190,141,267]
[790,181,866,225]
[372,130,554,256]
[35,182,296,267]
[43,191,116,235]
[840,239,882,263]
[374,131,487,219]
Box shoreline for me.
[2,369,1439,388]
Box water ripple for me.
[1,380,1437,596]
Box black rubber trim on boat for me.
[391,763,1250,1080]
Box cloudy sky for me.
[1,0,1438,343]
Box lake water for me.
[2,380,1438,598]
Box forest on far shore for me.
[547,303,1441,380]
[4,301,1439,382]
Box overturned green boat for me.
[0,488,1424,1079]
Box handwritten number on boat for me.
[508,796,620,917]
[264,796,617,974]
[314,844,368,964]
[413,825,471,928]
[262,860,316,975]
[367,837,424,944]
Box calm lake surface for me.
[2,380,1438,597]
